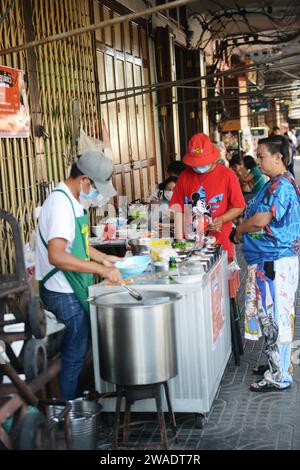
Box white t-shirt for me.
[35,182,85,293]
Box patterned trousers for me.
[244,256,299,388]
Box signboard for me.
[221,119,241,132]
[250,127,268,137]
[0,65,30,138]
[289,80,300,119]
[241,126,254,156]
[209,260,225,349]
[249,94,268,113]
[251,126,268,156]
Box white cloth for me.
[288,131,298,148]
[35,182,84,293]
[148,185,160,201]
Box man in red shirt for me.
[170,133,245,258]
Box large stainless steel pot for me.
[90,290,181,385]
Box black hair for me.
[165,175,178,185]
[158,176,178,191]
[272,126,280,132]
[229,155,241,167]
[167,160,186,176]
[258,135,290,168]
[243,155,257,170]
[70,162,84,178]
[231,150,240,159]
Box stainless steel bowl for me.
[128,238,174,256]
[128,238,151,255]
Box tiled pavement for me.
[95,161,300,450]
[96,251,300,450]
[193,253,300,451]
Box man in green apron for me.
[36,151,122,400]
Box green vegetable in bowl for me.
[172,239,195,250]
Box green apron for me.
[39,189,93,314]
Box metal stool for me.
[112,381,178,449]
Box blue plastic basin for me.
[115,256,151,278]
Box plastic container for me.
[115,255,151,278]
[91,225,104,238]
[183,198,193,239]
[169,257,177,270]
[154,261,169,272]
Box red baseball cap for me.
[183,133,220,166]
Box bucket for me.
[48,399,101,449]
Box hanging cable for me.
[189,3,300,49]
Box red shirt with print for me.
[170,164,245,258]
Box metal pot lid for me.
[90,289,181,308]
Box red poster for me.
[209,260,225,348]
[0,65,30,138]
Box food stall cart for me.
[88,251,231,425]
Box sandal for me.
[252,364,269,375]
[250,379,290,393]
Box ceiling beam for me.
[0,0,198,57]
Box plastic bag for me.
[151,246,177,262]
[23,242,36,286]
[228,259,241,272]
[78,128,113,161]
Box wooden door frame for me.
[92,0,157,201]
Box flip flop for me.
[250,379,290,393]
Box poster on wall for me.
[0,65,30,138]
[209,261,225,349]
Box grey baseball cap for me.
[76,150,117,197]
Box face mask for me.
[80,185,100,200]
[193,165,213,174]
[164,190,173,201]
[80,197,92,209]
[91,194,109,208]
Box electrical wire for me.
[99,54,300,100]
[190,2,300,52]
[279,69,300,80]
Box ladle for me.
[122,284,143,301]
[87,282,143,303]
